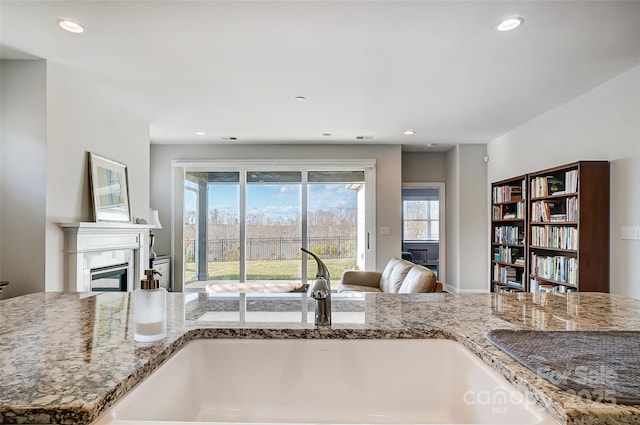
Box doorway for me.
[401,183,445,282]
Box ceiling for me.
[2,1,640,151]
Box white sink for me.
[94,338,559,425]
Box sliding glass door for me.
[184,172,240,288]
[246,171,302,282]
[307,171,364,281]
[180,161,374,290]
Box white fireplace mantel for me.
[61,222,152,292]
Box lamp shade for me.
[149,209,163,229]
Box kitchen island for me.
[0,291,639,424]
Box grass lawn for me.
[185,258,356,283]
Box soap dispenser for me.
[134,269,166,342]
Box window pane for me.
[247,171,302,183]
[246,182,301,281]
[188,172,240,183]
[308,171,365,183]
[404,220,428,241]
[430,221,439,240]
[207,184,240,282]
[404,201,429,220]
[307,183,359,280]
[430,200,439,219]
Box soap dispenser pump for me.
[133,269,166,342]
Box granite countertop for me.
[1,291,640,424]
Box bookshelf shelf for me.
[530,221,578,226]
[491,243,524,248]
[490,161,609,294]
[494,200,524,206]
[492,260,526,268]
[530,192,578,201]
[492,280,525,292]
[529,246,578,253]
[529,275,579,288]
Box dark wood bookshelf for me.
[490,175,527,292]
[491,161,609,294]
[527,161,609,293]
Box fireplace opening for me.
[91,263,129,292]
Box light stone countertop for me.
[1,291,640,424]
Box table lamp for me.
[149,209,163,259]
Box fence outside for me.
[185,236,356,262]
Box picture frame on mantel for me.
[88,152,131,223]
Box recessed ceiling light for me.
[195,131,206,136]
[403,130,416,135]
[497,17,524,32]
[295,96,306,102]
[57,19,85,34]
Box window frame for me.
[402,199,440,242]
[172,159,376,291]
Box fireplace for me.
[61,222,151,292]
[91,263,129,292]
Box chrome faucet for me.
[301,248,331,326]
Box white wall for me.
[458,145,488,292]
[0,60,149,296]
[150,144,402,272]
[402,152,446,182]
[445,147,460,291]
[45,62,150,291]
[0,60,47,297]
[445,145,488,292]
[488,65,640,298]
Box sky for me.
[185,183,357,218]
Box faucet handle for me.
[308,277,329,300]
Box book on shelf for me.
[492,206,501,220]
[494,226,525,245]
[494,246,523,264]
[549,213,567,222]
[493,185,522,203]
[507,280,522,288]
[531,253,578,284]
[493,263,521,284]
[566,196,578,221]
[531,176,549,198]
[547,176,565,195]
[530,225,578,250]
[531,200,566,222]
[565,169,578,193]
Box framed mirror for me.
[89,152,131,222]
